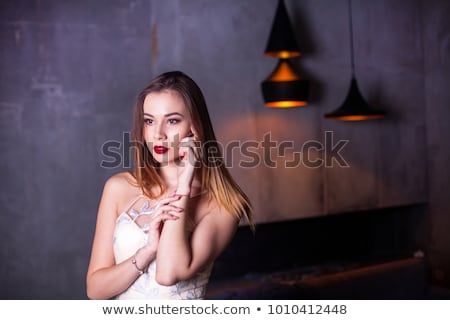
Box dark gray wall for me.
[0,0,449,298]
[0,0,153,299]
[423,0,450,286]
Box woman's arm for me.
[154,135,239,286]
[155,196,239,286]
[86,175,157,300]
[86,174,182,299]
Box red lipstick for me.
[153,146,169,154]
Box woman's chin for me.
[152,153,179,166]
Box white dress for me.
[112,195,212,299]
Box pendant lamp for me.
[261,0,308,108]
[325,0,385,120]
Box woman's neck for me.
[158,162,179,190]
[157,160,201,195]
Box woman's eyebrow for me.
[143,112,184,118]
[164,112,184,118]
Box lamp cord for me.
[348,0,355,76]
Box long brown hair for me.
[132,71,253,227]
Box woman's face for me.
[143,90,193,164]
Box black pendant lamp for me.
[261,0,308,108]
[325,0,385,120]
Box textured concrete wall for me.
[422,0,450,287]
[0,0,449,298]
[0,0,153,298]
[150,0,430,223]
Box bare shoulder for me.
[190,196,239,261]
[102,171,140,211]
[103,171,136,192]
[195,195,239,229]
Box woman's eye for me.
[144,118,153,125]
[168,119,180,125]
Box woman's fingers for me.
[179,137,201,163]
[147,211,180,234]
[145,203,183,247]
[157,195,182,206]
[153,204,183,218]
[152,212,179,224]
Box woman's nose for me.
[153,124,166,140]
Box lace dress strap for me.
[123,194,145,214]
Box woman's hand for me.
[176,135,201,196]
[141,195,183,251]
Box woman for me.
[86,71,253,299]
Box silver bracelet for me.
[131,254,146,275]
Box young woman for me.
[86,71,253,299]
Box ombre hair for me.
[132,71,253,228]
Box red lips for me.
[153,145,169,154]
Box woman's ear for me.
[189,127,199,139]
